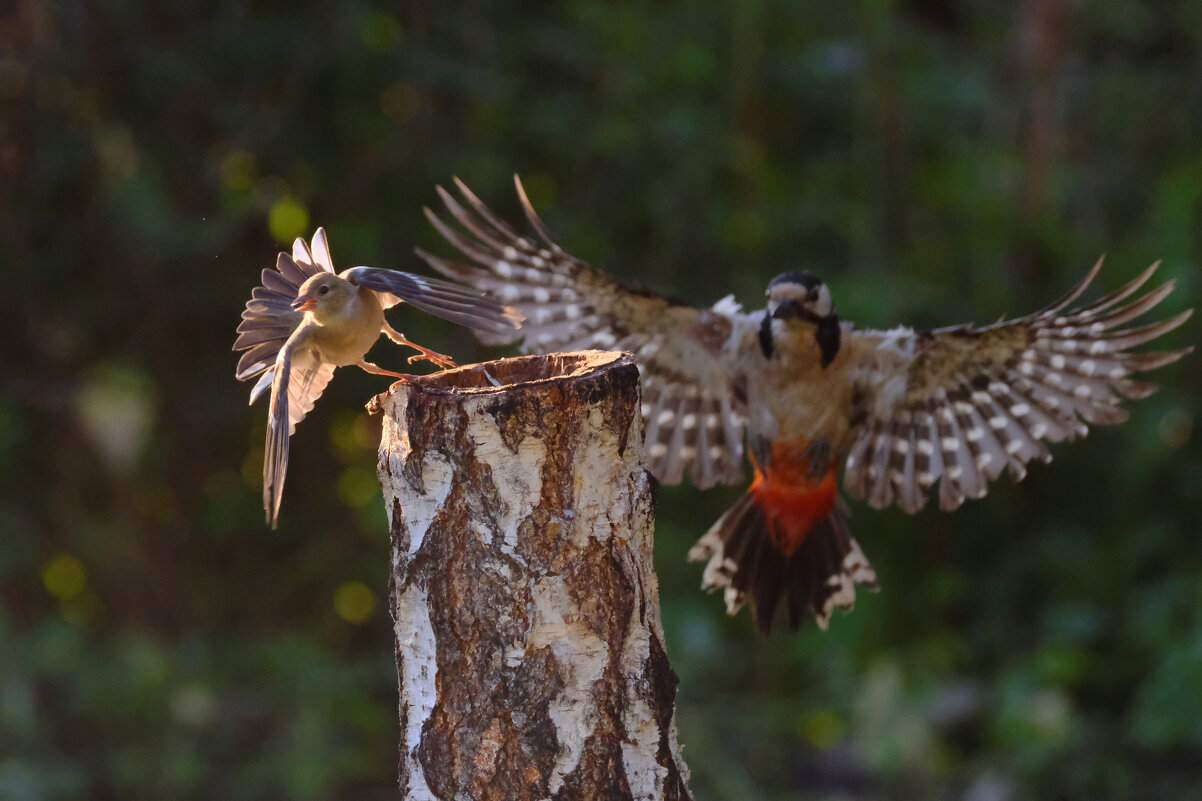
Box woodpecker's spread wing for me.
[417,176,753,488]
[842,260,1192,514]
[341,266,522,338]
[233,231,336,397]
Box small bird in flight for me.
[419,176,1192,634]
[234,228,522,527]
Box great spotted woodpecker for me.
[418,176,1193,633]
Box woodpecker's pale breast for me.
[744,317,858,457]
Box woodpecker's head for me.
[766,271,833,321]
[760,271,841,367]
[292,273,357,323]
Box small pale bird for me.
[234,228,523,527]
[418,176,1193,634]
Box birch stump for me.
[373,350,692,801]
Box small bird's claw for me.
[388,377,411,393]
[407,347,457,370]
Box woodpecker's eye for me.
[319,285,330,295]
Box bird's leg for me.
[382,323,457,369]
[357,360,413,393]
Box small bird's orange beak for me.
[291,294,318,313]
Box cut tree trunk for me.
[372,350,692,801]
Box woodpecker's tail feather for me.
[687,493,879,634]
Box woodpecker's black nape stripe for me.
[816,314,841,367]
[759,313,774,358]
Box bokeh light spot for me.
[800,708,845,750]
[268,196,309,244]
[75,364,156,471]
[330,410,372,463]
[43,553,87,601]
[221,150,256,192]
[337,465,379,509]
[1159,407,1192,449]
[333,581,376,624]
[360,10,402,54]
[380,82,420,120]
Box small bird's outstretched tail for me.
[687,492,878,634]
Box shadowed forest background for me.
[3,2,1201,799]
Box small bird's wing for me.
[263,322,335,527]
[417,175,753,489]
[233,232,337,399]
[841,260,1192,514]
[341,266,523,338]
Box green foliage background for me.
[3,2,1200,799]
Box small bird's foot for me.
[388,376,412,393]
[407,346,457,370]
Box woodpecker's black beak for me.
[767,301,841,367]
[771,300,811,322]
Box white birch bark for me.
[374,350,692,801]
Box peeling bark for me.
[373,351,692,801]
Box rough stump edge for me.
[367,350,627,415]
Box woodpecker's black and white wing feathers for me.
[419,176,752,488]
[843,260,1193,513]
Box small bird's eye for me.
[319,285,330,295]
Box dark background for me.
[3,2,1200,799]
